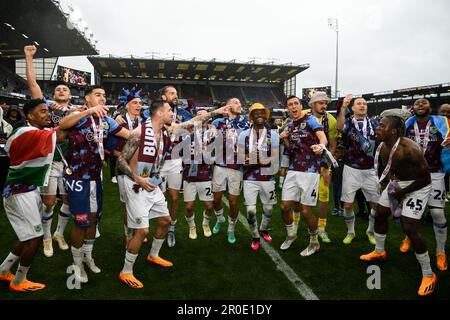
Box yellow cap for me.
[248,103,270,123]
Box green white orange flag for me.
[5,126,57,186]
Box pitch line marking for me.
[222,197,319,300]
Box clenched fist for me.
[24,45,37,57]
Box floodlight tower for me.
[328,17,339,99]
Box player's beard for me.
[55,98,70,104]
[416,108,431,118]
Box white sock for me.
[367,209,376,234]
[433,224,447,254]
[430,208,447,253]
[71,246,83,266]
[55,204,71,237]
[169,220,177,232]
[42,204,54,240]
[12,264,29,285]
[0,252,20,273]
[286,223,295,238]
[415,252,433,277]
[260,205,272,231]
[374,232,386,253]
[202,211,211,226]
[121,251,138,274]
[227,217,237,233]
[149,237,165,258]
[186,214,196,228]
[344,208,356,235]
[82,240,95,261]
[214,208,225,223]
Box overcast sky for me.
[57,0,450,97]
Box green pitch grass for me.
[0,169,448,300]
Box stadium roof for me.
[362,82,450,100]
[88,56,310,84]
[0,0,98,59]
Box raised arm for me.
[59,105,108,130]
[169,105,229,134]
[337,94,352,133]
[24,45,43,99]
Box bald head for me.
[438,104,450,118]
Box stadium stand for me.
[242,86,278,107]
[211,85,245,105]
[88,56,309,110]
[180,84,213,106]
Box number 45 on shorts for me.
[405,198,423,214]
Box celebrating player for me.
[59,85,130,284]
[116,101,227,288]
[279,95,327,256]
[303,92,338,243]
[402,99,449,271]
[160,86,194,248]
[212,98,251,244]
[336,95,379,245]
[238,103,279,251]
[0,99,69,292]
[113,89,143,246]
[24,45,73,257]
[360,115,437,296]
[181,109,216,240]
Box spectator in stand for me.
[0,106,13,190]
[4,105,24,128]
[273,118,283,132]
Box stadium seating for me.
[211,86,245,103]
[180,84,213,106]
[242,87,279,108]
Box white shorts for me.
[123,177,170,229]
[3,189,44,242]
[281,171,320,206]
[244,180,276,206]
[39,161,67,196]
[183,181,214,202]
[379,181,432,220]
[117,175,127,203]
[428,172,446,209]
[160,159,183,192]
[341,165,380,204]
[212,166,243,196]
